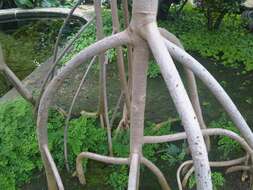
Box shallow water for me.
[0,19,81,96]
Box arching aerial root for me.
[143,128,253,157]
[35,2,95,115]
[75,152,171,190]
[37,31,130,190]
[162,37,253,150]
[76,152,129,185]
[159,27,210,150]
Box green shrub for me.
[106,165,129,190]
[189,172,225,190]
[159,8,253,72]
[0,98,181,189]
[0,98,241,189]
[194,0,244,30]
[0,98,108,189]
[0,99,42,189]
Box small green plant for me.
[0,99,42,189]
[147,59,160,79]
[210,114,242,159]
[107,166,129,190]
[0,98,180,189]
[159,143,187,166]
[188,172,225,190]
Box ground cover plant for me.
[1,0,253,190]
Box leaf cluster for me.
[159,8,253,72]
[189,172,225,190]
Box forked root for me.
[76,152,129,185]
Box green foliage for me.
[0,98,242,189]
[159,143,187,166]
[106,166,129,190]
[210,114,242,159]
[159,8,253,72]
[194,0,244,30]
[67,116,108,169]
[0,98,181,189]
[147,59,160,79]
[113,120,176,162]
[0,98,107,189]
[189,172,225,190]
[65,8,251,80]
[0,99,41,189]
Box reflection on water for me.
[0,19,81,97]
